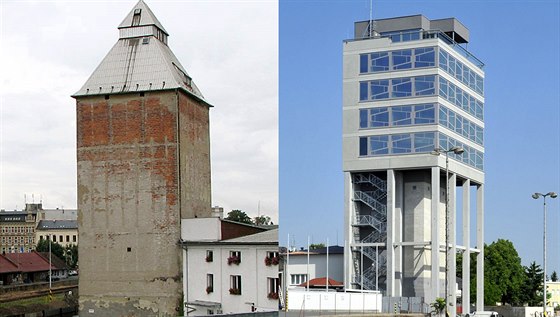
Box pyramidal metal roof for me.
[72,0,206,103]
[118,0,168,35]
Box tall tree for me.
[309,243,325,250]
[225,210,254,224]
[456,251,478,305]
[64,244,79,269]
[551,271,558,282]
[36,239,64,260]
[254,215,271,226]
[522,261,544,306]
[483,239,525,305]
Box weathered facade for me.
[73,1,212,315]
[0,203,41,254]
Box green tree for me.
[309,243,325,250]
[64,244,78,269]
[522,261,544,306]
[36,239,64,260]
[483,239,525,305]
[254,215,271,226]
[456,251,478,305]
[431,297,446,317]
[225,210,254,224]
[551,271,558,282]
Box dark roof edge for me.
[180,240,278,247]
[71,88,214,108]
[221,219,271,230]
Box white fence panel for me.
[287,289,382,312]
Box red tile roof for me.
[298,277,344,287]
[4,251,56,273]
[0,255,20,273]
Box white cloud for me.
[0,0,278,221]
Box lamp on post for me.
[48,234,52,290]
[431,146,464,312]
[532,191,557,317]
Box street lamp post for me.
[48,234,52,290]
[532,191,557,317]
[431,146,464,312]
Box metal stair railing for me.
[354,215,385,232]
[352,273,376,291]
[353,173,387,192]
[279,285,285,308]
[362,226,387,243]
[354,191,387,219]
[352,250,361,279]
[362,245,377,262]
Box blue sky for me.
[279,0,560,275]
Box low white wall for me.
[287,289,382,312]
[181,218,221,241]
[487,306,557,317]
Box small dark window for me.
[139,92,145,97]
[132,9,141,26]
[228,251,241,265]
[104,95,110,100]
[142,37,150,45]
[127,247,132,252]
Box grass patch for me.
[0,293,64,308]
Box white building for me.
[181,218,279,315]
[343,15,485,316]
[285,246,344,287]
[36,220,78,247]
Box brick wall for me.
[76,90,210,316]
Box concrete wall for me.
[178,92,212,219]
[400,170,446,298]
[76,90,211,316]
[182,218,221,241]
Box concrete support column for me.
[449,173,457,317]
[344,172,352,289]
[387,169,396,296]
[183,247,188,312]
[476,184,484,311]
[462,179,471,315]
[430,167,441,302]
[394,171,403,296]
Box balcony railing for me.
[347,29,484,69]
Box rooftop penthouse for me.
[350,14,483,69]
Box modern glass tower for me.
[342,15,485,314]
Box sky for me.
[0,0,278,222]
[279,0,560,274]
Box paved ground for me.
[280,310,427,317]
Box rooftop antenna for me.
[369,0,373,38]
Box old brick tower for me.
[72,1,212,315]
